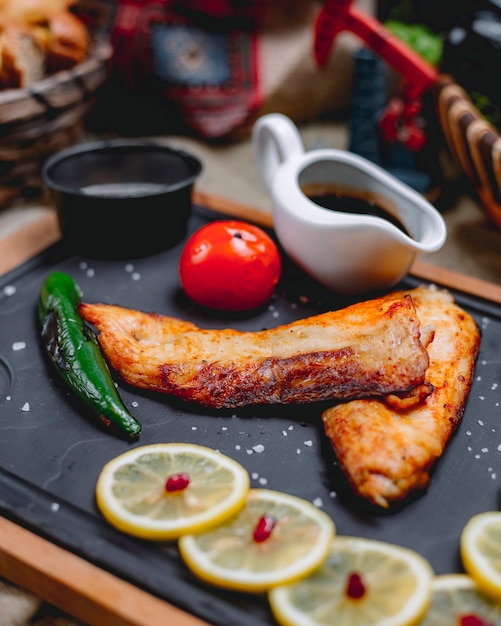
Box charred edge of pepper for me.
[39,271,142,440]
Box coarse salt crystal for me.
[21,402,30,412]
[313,497,323,508]
[12,341,26,351]
[3,285,16,296]
[252,444,265,453]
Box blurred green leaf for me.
[385,21,443,66]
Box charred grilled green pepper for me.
[39,271,141,439]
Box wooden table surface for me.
[2,191,501,626]
[3,190,501,304]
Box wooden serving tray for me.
[1,192,501,626]
[3,191,501,304]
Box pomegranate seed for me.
[460,615,492,626]
[253,514,276,543]
[346,572,365,599]
[165,472,190,492]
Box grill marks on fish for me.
[78,294,430,409]
[322,285,481,508]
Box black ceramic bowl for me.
[42,139,202,259]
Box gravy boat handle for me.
[252,113,305,193]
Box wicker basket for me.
[0,37,113,209]
[435,74,501,230]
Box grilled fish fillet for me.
[78,294,430,409]
[322,285,480,508]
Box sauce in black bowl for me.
[43,139,202,259]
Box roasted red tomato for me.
[179,220,282,311]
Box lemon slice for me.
[419,574,501,625]
[268,535,433,626]
[96,443,250,540]
[461,510,501,601]
[178,488,335,593]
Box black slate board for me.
[0,204,499,625]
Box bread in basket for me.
[0,0,113,208]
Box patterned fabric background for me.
[111,0,319,138]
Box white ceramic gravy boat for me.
[252,113,447,295]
